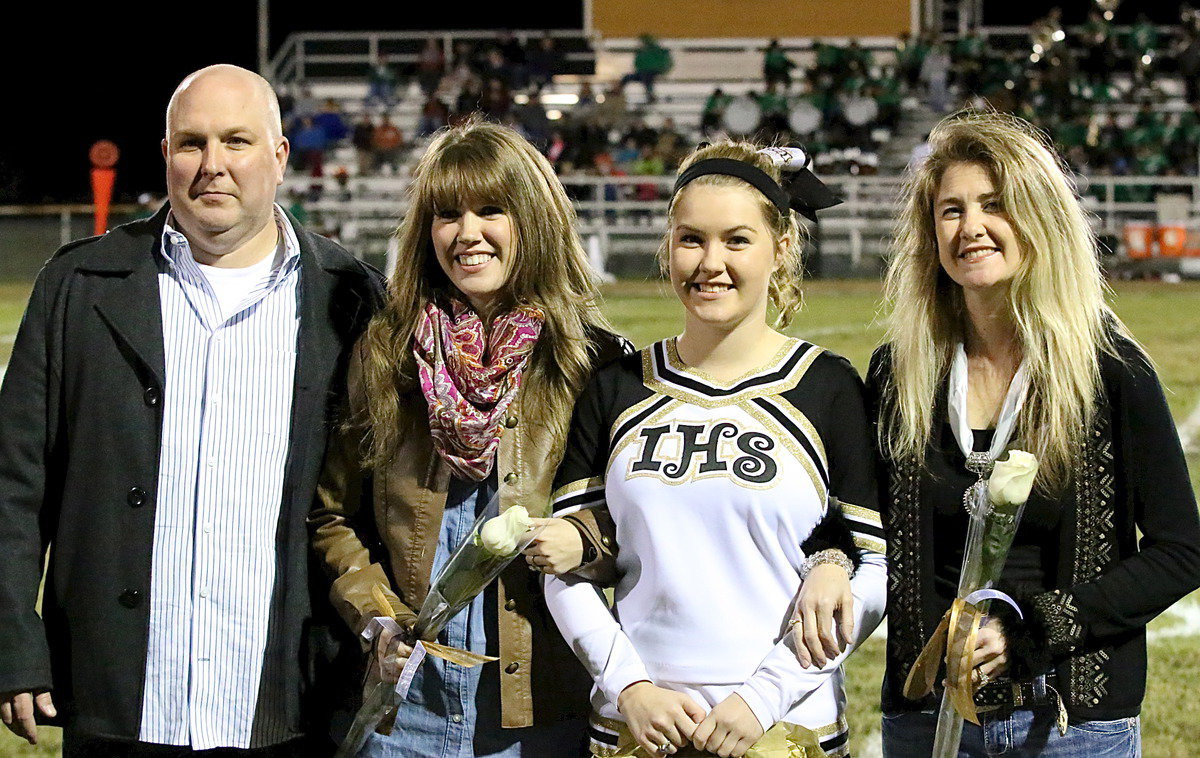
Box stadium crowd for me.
[275,8,1200,219]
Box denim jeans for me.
[360,474,586,758]
[882,708,1141,757]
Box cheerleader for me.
[544,142,887,758]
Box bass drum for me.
[843,96,879,126]
[788,101,822,134]
[722,96,762,134]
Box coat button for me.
[127,487,148,508]
[119,589,142,608]
[143,387,161,407]
[505,662,520,674]
[504,416,518,428]
[503,472,519,485]
[504,599,517,611]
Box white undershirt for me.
[196,245,282,322]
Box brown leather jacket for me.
[310,329,627,728]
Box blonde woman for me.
[309,120,630,757]
[544,142,887,758]
[866,111,1198,755]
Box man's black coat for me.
[0,205,385,746]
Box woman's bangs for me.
[425,143,510,213]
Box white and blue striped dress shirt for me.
[139,207,301,749]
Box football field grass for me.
[1,278,1198,756]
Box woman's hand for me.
[789,562,855,668]
[616,681,706,755]
[690,693,764,757]
[970,617,1009,687]
[369,622,415,687]
[522,517,584,575]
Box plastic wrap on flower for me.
[337,494,544,757]
[904,450,1039,757]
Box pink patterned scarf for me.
[413,297,545,480]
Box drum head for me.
[788,101,822,133]
[843,97,879,126]
[723,96,762,133]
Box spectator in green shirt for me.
[757,82,790,138]
[763,39,797,91]
[1080,9,1117,85]
[873,68,902,128]
[621,34,673,103]
[700,87,731,135]
[952,28,985,94]
[896,32,928,87]
[844,41,874,74]
[1126,14,1160,61]
[814,39,844,78]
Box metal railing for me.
[277,172,1200,275]
[4,173,1196,282]
[0,203,144,281]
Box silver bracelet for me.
[800,548,855,580]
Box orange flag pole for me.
[89,140,120,235]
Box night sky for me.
[0,1,1184,203]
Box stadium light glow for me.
[547,109,563,120]
[1052,30,1065,42]
[542,93,580,106]
[1142,54,1152,65]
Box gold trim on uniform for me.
[854,535,888,555]
[753,396,828,472]
[610,391,676,451]
[663,336,799,389]
[639,338,823,409]
[839,501,882,525]
[740,401,827,502]
[551,475,607,506]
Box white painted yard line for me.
[802,324,875,339]
[1178,392,1200,453]
[860,729,883,758]
[1148,597,1200,641]
[0,364,6,384]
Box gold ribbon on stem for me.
[369,584,498,667]
[902,597,987,725]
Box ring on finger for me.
[657,743,672,755]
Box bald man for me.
[0,65,384,755]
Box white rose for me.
[478,505,533,556]
[987,450,1039,508]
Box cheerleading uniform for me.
[544,337,888,756]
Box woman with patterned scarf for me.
[310,119,630,757]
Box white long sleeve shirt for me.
[545,338,887,743]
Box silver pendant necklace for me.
[948,344,1029,516]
